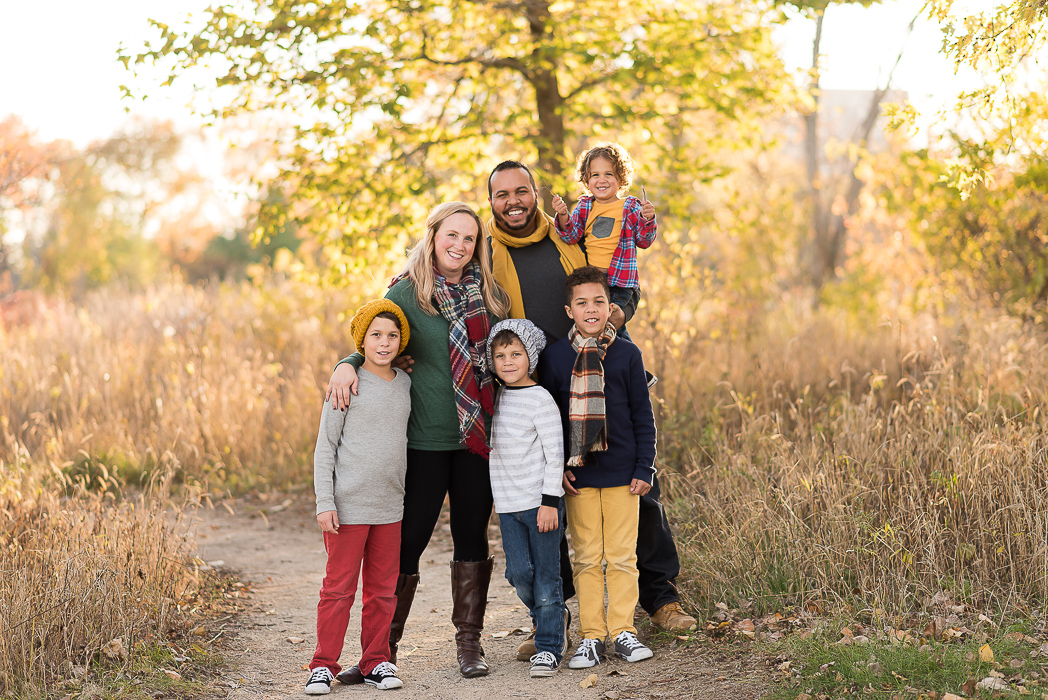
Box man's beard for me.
[494,204,538,232]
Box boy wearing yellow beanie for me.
[306,299,412,694]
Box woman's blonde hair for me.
[397,201,509,318]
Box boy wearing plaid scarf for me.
[538,265,657,669]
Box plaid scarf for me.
[426,262,495,457]
[566,322,617,467]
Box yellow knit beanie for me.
[350,299,410,355]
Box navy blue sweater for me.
[538,334,657,489]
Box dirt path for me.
[192,495,768,699]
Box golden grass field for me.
[2,277,1047,694]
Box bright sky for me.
[0,0,984,148]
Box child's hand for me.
[326,364,359,409]
[640,198,656,221]
[630,478,651,496]
[317,510,340,533]
[537,505,559,532]
[551,194,568,218]
[562,470,579,496]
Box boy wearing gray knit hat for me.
[486,318,570,678]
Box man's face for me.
[488,168,539,236]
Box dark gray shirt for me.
[508,235,573,344]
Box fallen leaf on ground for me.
[979,643,994,663]
[942,693,963,700]
[103,638,127,661]
[491,631,510,639]
[286,637,305,644]
[580,673,598,688]
[163,670,182,681]
[978,676,1008,691]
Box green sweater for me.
[339,279,494,452]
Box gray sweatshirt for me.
[313,367,411,525]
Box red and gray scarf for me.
[566,322,617,467]
[426,262,495,457]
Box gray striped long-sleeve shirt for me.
[489,384,565,514]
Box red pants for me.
[309,521,401,676]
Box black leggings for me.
[400,448,493,575]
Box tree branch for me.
[418,27,530,79]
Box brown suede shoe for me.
[650,602,697,632]
[516,628,537,661]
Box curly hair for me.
[574,142,635,198]
[564,265,611,303]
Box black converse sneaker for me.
[304,667,334,695]
[567,638,605,669]
[613,631,653,662]
[363,661,404,690]
[529,651,559,678]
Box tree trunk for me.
[805,10,828,294]
[525,0,565,211]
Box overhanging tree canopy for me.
[127,0,791,263]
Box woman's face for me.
[432,212,478,283]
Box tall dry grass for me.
[0,277,376,695]
[0,277,370,490]
[635,300,1048,615]
[0,458,203,695]
[5,272,1048,665]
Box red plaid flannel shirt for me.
[555,194,657,288]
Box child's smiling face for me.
[361,317,401,370]
[585,156,621,204]
[491,337,532,387]
[565,282,610,338]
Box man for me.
[484,161,697,658]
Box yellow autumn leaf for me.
[580,673,598,688]
[979,643,994,663]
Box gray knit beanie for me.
[486,318,546,377]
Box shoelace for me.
[617,632,644,650]
[369,662,398,678]
[308,668,333,683]
[576,639,600,656]
[530,651,556,665]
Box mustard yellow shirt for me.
[584,198,624,271]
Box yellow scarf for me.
[484,210,588,320]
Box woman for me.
[325,202,508,680]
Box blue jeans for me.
[499,505,566,660]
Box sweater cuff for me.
[541,494,561,508]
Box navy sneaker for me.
[304,667,334,695]
[363,662,403,690]
[567,638,605,669]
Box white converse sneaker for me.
[613,631,653,662]
[304,667,334,695]
[567,638,605,669]
[363,661,403,690]
[529,651,559,678]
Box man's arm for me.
[627,346,657,485]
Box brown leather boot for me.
[389,573,420,663]
[335,572,419,685]
[450,557,493,678]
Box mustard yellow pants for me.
[565,485,640,640]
